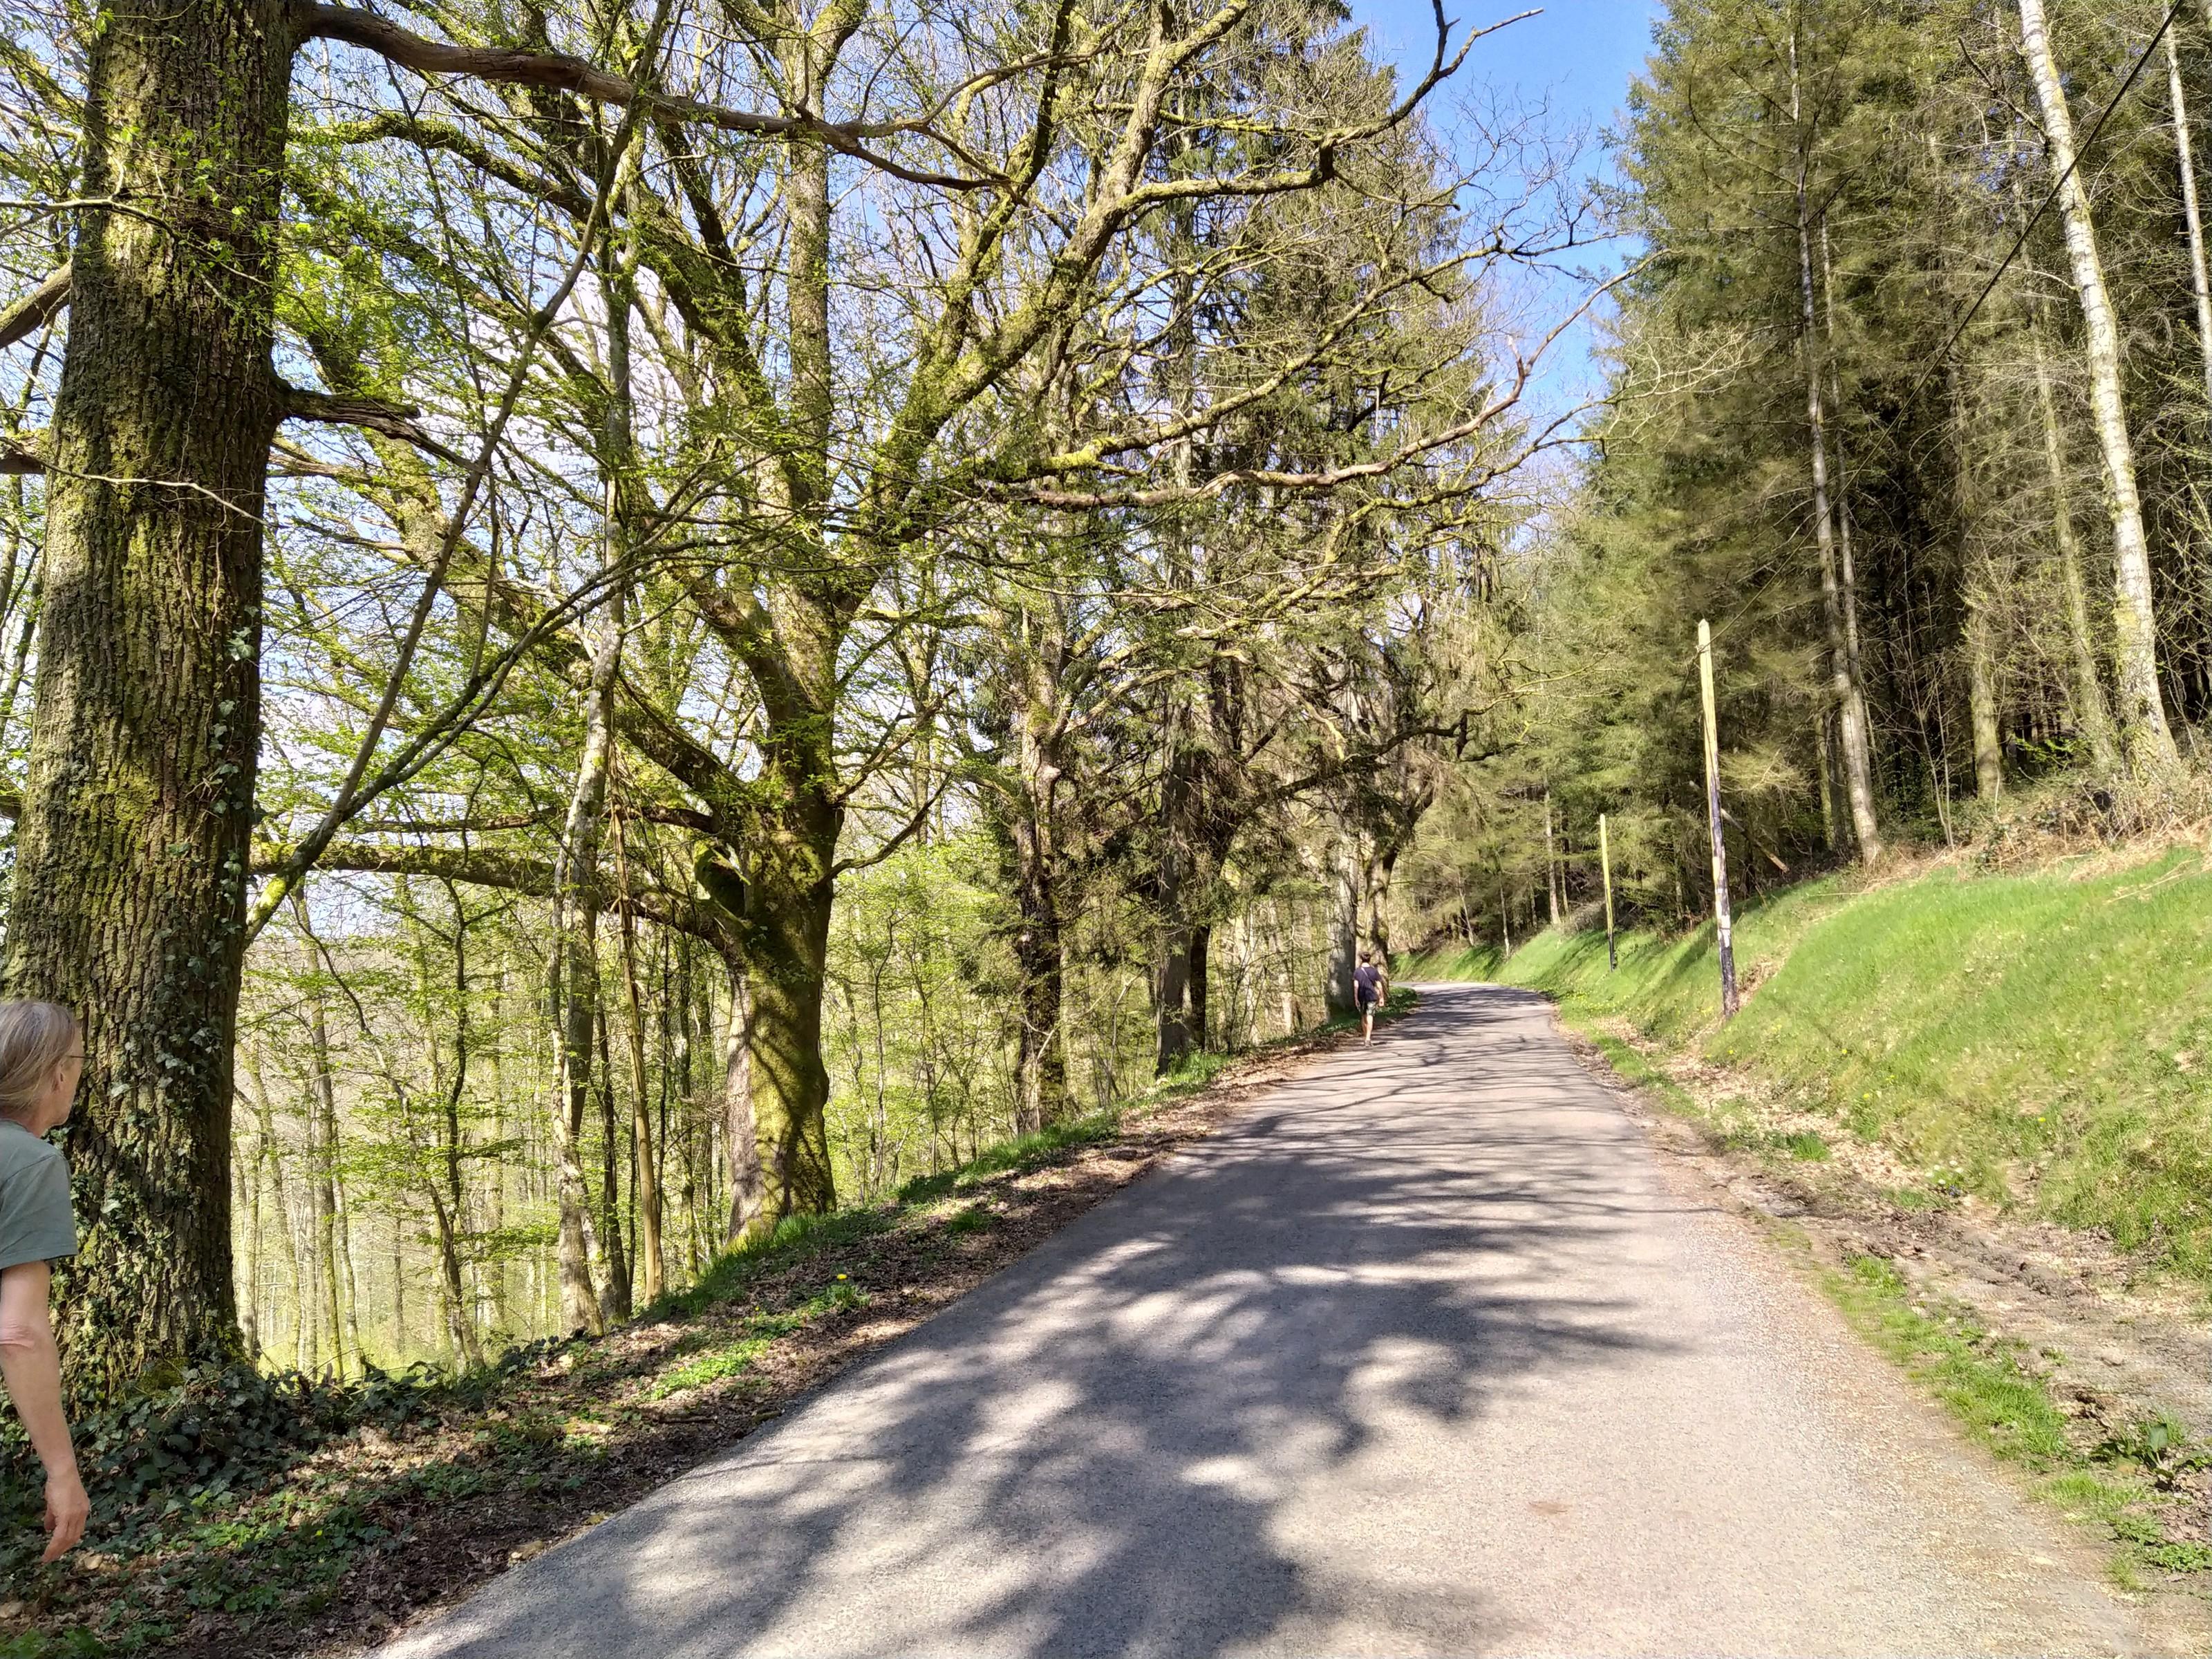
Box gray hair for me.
[0,1001,79,1125]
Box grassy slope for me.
[1405,850,2212,1280]
[1407,859,2212,1591]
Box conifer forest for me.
[2,0,2209,1416]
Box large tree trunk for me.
[1363,841,1403,965]
[719,20,845,1240]
[729,594,842,1240]
[1325,833,1362,1015]
[1186,925,1211,1058]
[6,0,294,1394]
[1150,732,1201,1074]
[740,793,839,1235]
[715,937,767,1245]
[1153,928,1196,1074]
[2018,0,2178,765]
[1011,864,1067,1133]
[1006,639,1069,1132]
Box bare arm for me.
[0,1261,86,1561]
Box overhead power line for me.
[1909,0,2189,402]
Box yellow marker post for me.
[1698,619,1738,1018]
[1599,812,1617,972]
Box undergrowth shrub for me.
[0,1357,497,1584]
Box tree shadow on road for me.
[392,985,1702,1658]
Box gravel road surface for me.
[377,983,2151,1657]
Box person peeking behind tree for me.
[0,1000,88,1562]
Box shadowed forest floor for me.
[0,1002,1409,1659]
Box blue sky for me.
[1348,0,1665,415]
[1351,0,1662,144]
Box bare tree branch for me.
[296,3,1004,191]
[0,262,68,350]
[261,838,723,939]
[281,383,465,464]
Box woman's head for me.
[0,1001,82,1133]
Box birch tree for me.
[2016,0,2177,766]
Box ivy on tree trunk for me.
[7,0,295,1396]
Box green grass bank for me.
[1402,850,2212,1285]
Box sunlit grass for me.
[651,1337,771,1398]
[1826,1254,2072,1466]
[1407,853,2212,1286]
[1820,1253,2211,1580]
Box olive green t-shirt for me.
[0,1119,75,1273]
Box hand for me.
[42,1465,87,1562]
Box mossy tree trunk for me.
[1150,735,1201,1075]
[615,866,666,1307]
[548,617,619,1335]
[980,592,1074,1135]
[1013,619,1073,1132]
[1185,925,1211,1058]
[1152,928,1197,1076]
[1325,833,1362,1015]
[719,24,845,1235]
[738,765,840,1237]
[6,0,294,1396]
[1009,794,1069,1134]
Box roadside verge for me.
[1550,1004,2212,1640]
[0,995,1412,1659]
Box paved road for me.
[381,984,2151,1658]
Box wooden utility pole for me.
[1599,812,1618,972]
[1698,620,1739,1017]
[1542,789,1561,926]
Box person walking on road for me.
[0,1001,88,1562]
[1353,953,1387,1044]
